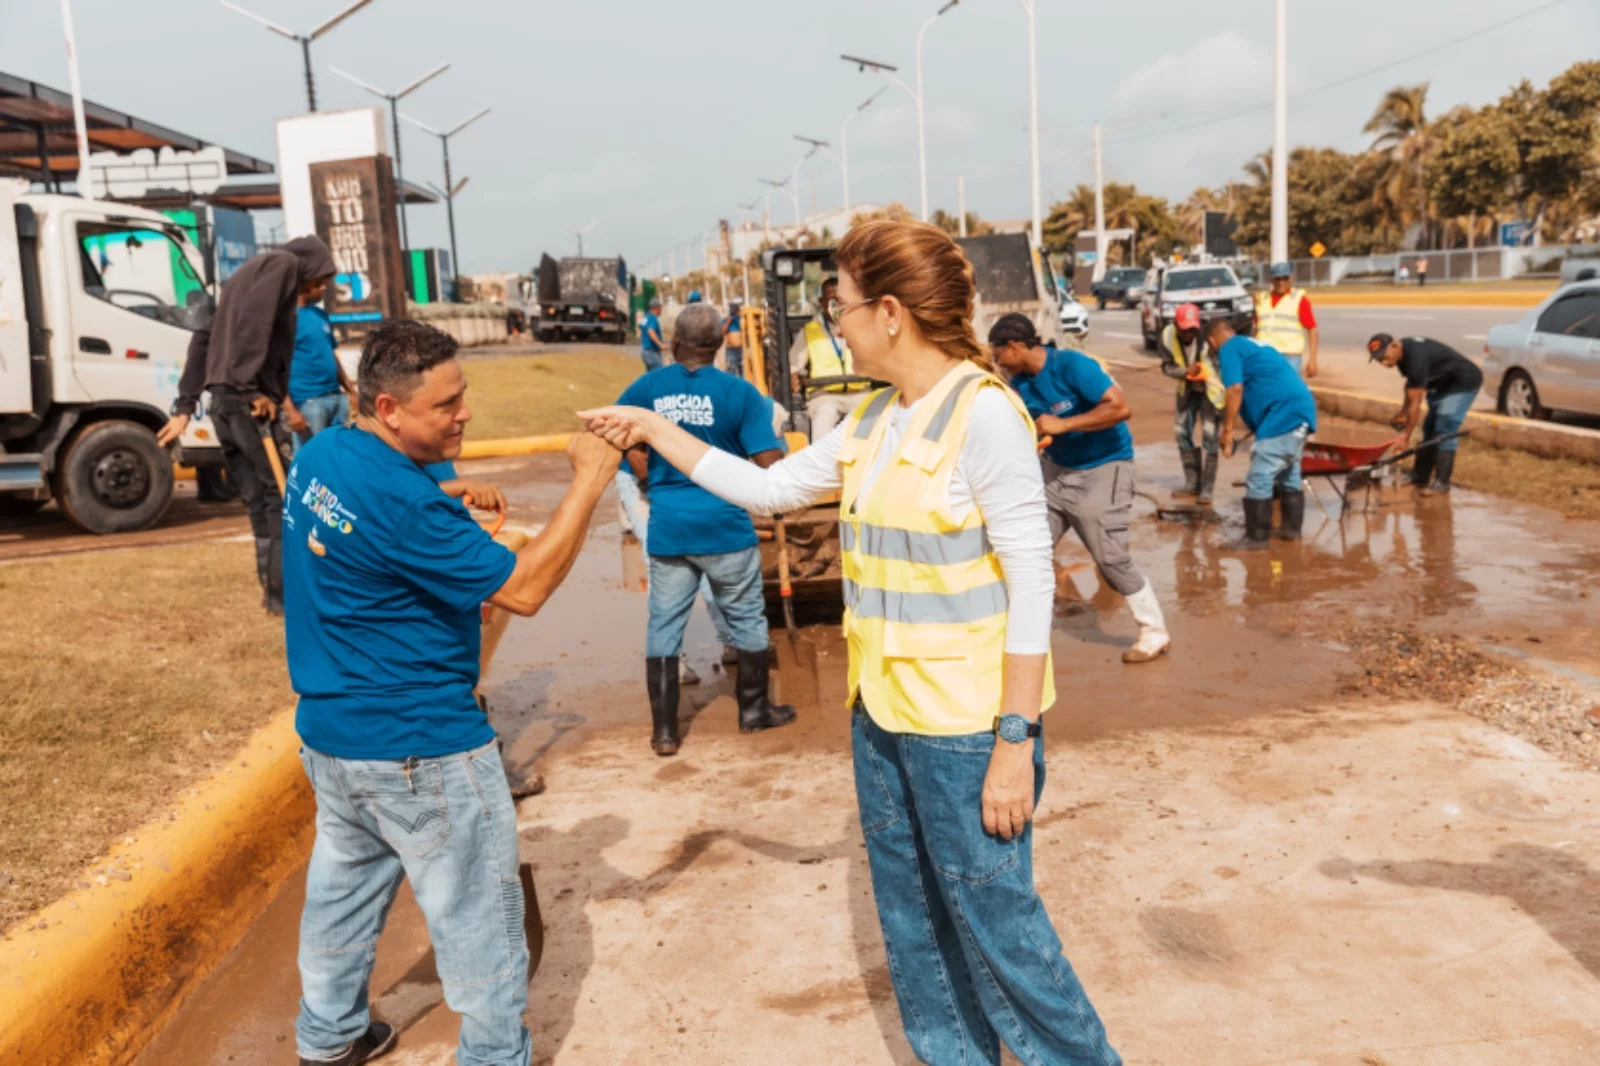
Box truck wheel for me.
[54,420,174,534]
[0,497,47,518]
[1095,296,1106,310]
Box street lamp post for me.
[58,0,91,198]
[790,148,815,229]
[838,86,886,215]
[221,0,374,112]
[794,135,837,223]
[402,107,491,301]
[574,219,597,257]
[1016,0,1042,249]
[1270,0,1289,264]
[328,62,450,259]
[758,178,787,244]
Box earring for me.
[888,326,899,337]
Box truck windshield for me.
[77,222,208,330]
[1165,268,1237,291]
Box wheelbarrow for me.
[1301,430,1470,516]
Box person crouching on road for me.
[284,279,352,454]
[790,276,871,439]
[582,221,1124,1065]
[284,319,621,1066]
[1209,316,1319,550]
[1368,332,1483,495]
[613,303,793,756]
[1160,302,1224,504]
[159,235,336,616]
[989,312,1172,664]
[1253,262,1319,378]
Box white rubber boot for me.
[1122,580,1171,663]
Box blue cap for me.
[688,289,703,303]
[1270,262,1293,278]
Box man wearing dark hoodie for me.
[158,236,337,614]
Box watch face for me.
[998,715,1030,743]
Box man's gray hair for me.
[673,304,723,362]
[357,319,459,416]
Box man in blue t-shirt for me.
[989,313,1170,664]
[615,304,792,755]
[639,296,666,371]
[1208,316,1318,549]
[283,319,620,1066]
[284,292,351,454]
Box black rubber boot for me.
[299,1022,395,1066]
[646,657,680,756]
[1197,451,1218,505]
[1228,497,1274,551]
[1174,450,1201,498]
[1275,489,1305,540]
[1420,450,1456,496]
[1409,445,1437,489]
[736,649,797,734]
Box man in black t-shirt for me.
[1368,333,1484,494]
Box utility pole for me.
[329,62,450,261]
[59,0,91,197]
[1018,0,1042,249]
[403,107,491,300]
[957,175,967,237]
[222,0,374,113]
[1093,122,1107,281]
[1271,0,1289,264]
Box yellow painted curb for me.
[458,432,573,460]
[1308,288,1551,309]
[0,708,314,1066]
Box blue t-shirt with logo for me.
[617,364,783,556]
[1011,347,1135,470]
[641,312,663,353]
[288,304,341,404]
[1218,335,1318,440]
[284,426,516,760]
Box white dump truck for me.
[0,179,222,533]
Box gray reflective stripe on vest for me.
[853,388,899,439]
[922,373,986,442]
[841,521,993,565]
[843,578,1009,625]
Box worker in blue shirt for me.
[614,304,793,756]
[1207,316,1318,549]
[284,292,351,453]
[989,313,1170,663]
[723,298,745,380]
[284,319,621,1066]
[639,296,666,372]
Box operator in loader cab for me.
[158,235,336,615]
[789,276,871,438]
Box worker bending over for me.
[790,276,870,439]
[159,235,336,615]
[1210,316,1319,549]
[989,313,1171,664]
[1254,262,1319,378]
[1368,332,1483,495]
[284,319,620,1066]
[1159,302,1224,504]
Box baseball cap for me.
[1174,303,1201,330]
[1270,262,1293,278]
[1367,333,1393,360]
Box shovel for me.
[257,418,288,496]
[773,515,820,707]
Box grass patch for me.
[1454,438,1600,519]
[463,348,644,440]
[0,541,290,930]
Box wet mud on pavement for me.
[136,385,1600,1065]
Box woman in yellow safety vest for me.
[581,220,1122,1065]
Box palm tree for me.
[1365,82,1435,247]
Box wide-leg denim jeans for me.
[296,740,532,1066]
[851,711,1121,1066]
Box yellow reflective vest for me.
[1161,324,1225,410]
[1254,289,1308,355]
[804,319,868,393]
[837,368,1056,735]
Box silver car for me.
[1482,280,1600,419]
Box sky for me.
[4,0,1597,275]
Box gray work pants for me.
[1042,457,1145,596]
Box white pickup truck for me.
[0,179,222,533]
[1138,263,1255,351]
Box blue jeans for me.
[616,470,734,647]
[852,711,1121,1066]
[1425,387,1477,452]
[292,392,349,453]
[725,346,744,379]
[1245,424,1309,500]
[641,347,663,372]
[296,741,531,1066]
[1282,353,1304,377]
[646,548,768,657]
[1174,390,1219,457]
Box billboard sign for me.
[310,155,407,330]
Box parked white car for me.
[1139,264,1255,350]
[1058,293,1089,338]
[1482,280,1600,419]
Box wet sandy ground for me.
[130,391,1600,1065]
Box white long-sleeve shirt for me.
[689,380,1055,654]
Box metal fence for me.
[1235,243,1600,287]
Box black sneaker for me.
[300,1022,396,1065]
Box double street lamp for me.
[221,0,374,112]
[401,107,490,299]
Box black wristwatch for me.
[993,714,1042,744]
